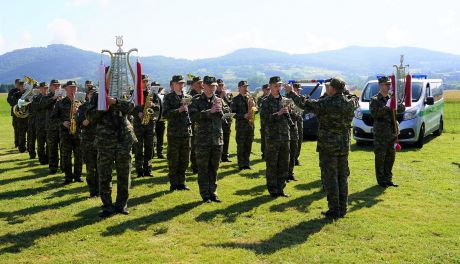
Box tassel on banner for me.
[97,61,108,111]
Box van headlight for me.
[354,109,363,120]
[403,109,418,120]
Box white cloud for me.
[47,18,77,45]
[384,25,408,47]
[68,0,109,8]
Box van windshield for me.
[361,82,423,102]
[301,85,323,99]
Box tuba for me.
[13,76,39,118]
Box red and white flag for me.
[132,58,144,106]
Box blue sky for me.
[0,0,459,59]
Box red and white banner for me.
[132,58,144,106]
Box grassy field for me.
[0,94,459,263]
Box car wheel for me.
[415,124,425,148]
[433,116,443,136]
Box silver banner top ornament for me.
[101,36,138,100]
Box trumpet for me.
[13,75,39,118]
[181,96,192,126]
[281,97,295,127]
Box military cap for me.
[50,79,60,85]
[293,83,302,89]
[142,74,149,81]
[33,83,39,88]
[203,76,218,85]
[238,80,249,87]
[18,80,25,84]
[39,82,49,88]
[325,77,345,91]
[262,84,269,90]
[172,75,186,83]
[269,76,283,84]
[85,80,93,85]
[217,79,224,84]
[86,86,97,93]
[15,78,20,84]
[151,81,160,86]
[378,76,392,84]
[66,80,77,87]
[192,76,202,83]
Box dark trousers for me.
[134,123,155,173]
[260,124,266,158]
[47,129,60,171]
[222,123,231,159]
[288,139,298,176]
[265,140,289,195]
[27,120,36,157]
[82,139,98,196]
[36,127,48,163]
[167,136,190,187]
[374,138,395,184]
[60,131,82,180]
[235,127,254,167]
[155,121,165,155]
[196,145,222,199]
[16,118,28,151]
[319,152,349,214]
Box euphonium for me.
[246,93,258,126]
[13,75,38,118]
[141,87,155,125]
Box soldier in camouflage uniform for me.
[370,76,405,188]
[32,82,49,165]
[286,77,358,218]
[10,80,29,153]
[41,79,62,174]
[27,84,39,159]
[257,84,270,160]
[189,76,224,203]
[216,79,233,162]
[77,86,99,197]
[163,75,193,191]
[86,89,136,217]
[188,76,203,174]
[51,81,83,184]
[293,83,304,166]
[260,76,291,198]
[7,79,20,148]
[154,84,166,159]
[231,80,256,170]
[133,75,160,178]
[287,92,301,182]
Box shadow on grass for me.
[195,196,273,223]
[270,189,324,213]
[347,185,386,213]
[131,175,169,188]
[0,196,87,224]
[102,201,201,236]
[0,181,63,200]
[209,217,334,255]
[234,184,266,196]
[46,184,87,199]
[0,206,101,254]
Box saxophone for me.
[141,88,154,125]
[69,92,85,135]
[246,93,258,126]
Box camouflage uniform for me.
[155,96,166,157]
[287,82,358,217]
[231,94,255,169]
[32,94,48,164]
[51,96,82,182]
[288,108,300,181]
[260,94,290,196]
[370,92,405,186]
[132,90,160,176]
[296,94,305,164]
[188,88,201,172]
[7,87,19,147]
[77,97,99,196]
[257,95,268,159]
[189,93,224,201]
[86,93,136,214]
[41,91,61,173]
[216,91,233,161]
[10,90,29,152]
[162,92,193,190]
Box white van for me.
[352,75,444,148]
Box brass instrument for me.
[246,93,258,126]
[13,75,39,118]
[141,85,155,125]
[181,96,193,126]
[281,97,295,127]
[69,92,85,135]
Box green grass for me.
[0,94,459,263]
